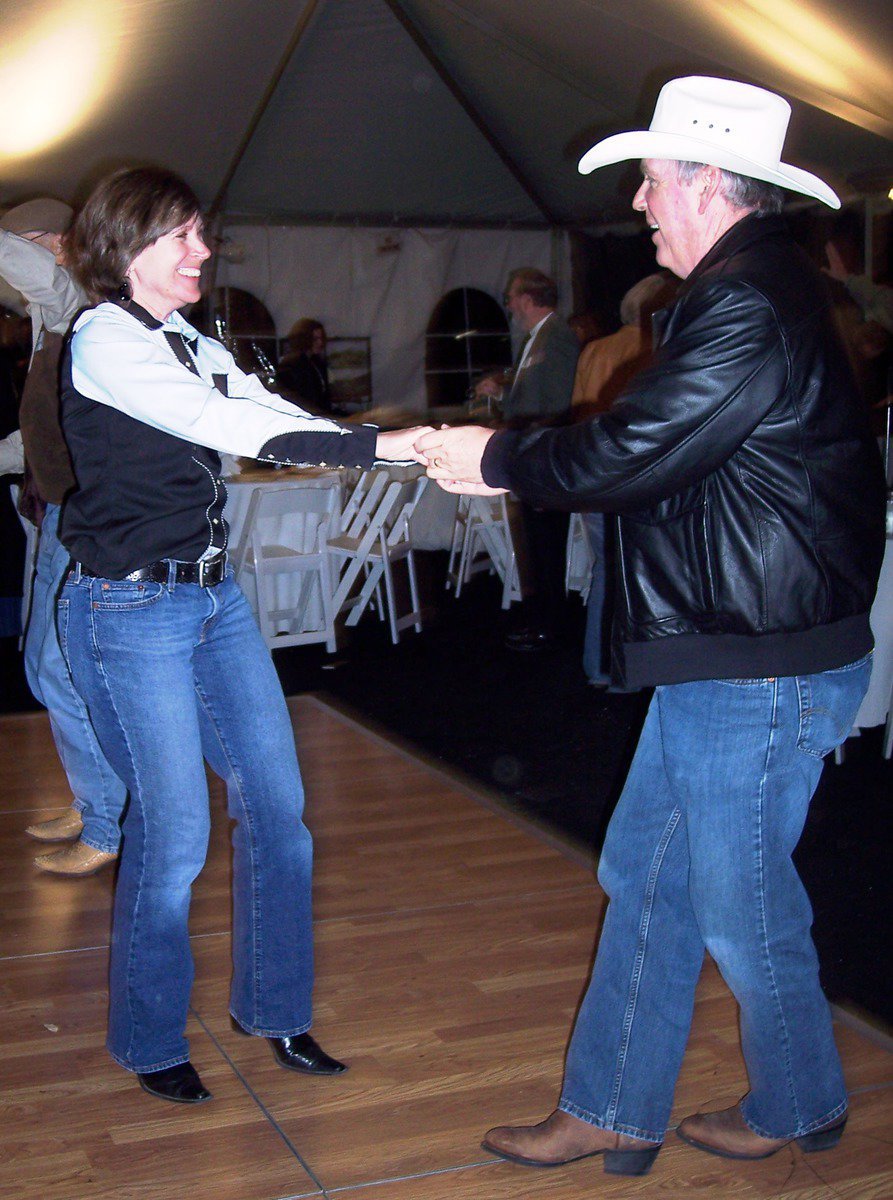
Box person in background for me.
[572,273,677,420]
[0,199,126,875]
[824,231,892,433]
[275,317,332,412]
[824,230,893,337]
[477,267,579,650]
[567,310,606,348]
[417,76,885,1177]
[572,273,677,685]
[0,320,26,639]
[58,165,430,1103]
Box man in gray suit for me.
[499,267,579,424]
[478,267,579,647]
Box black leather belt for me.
[77,553,227,588]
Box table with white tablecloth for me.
[223,466,341,546]
[224,463,457,551]
[222,462,457,645]
[223,467,342,639]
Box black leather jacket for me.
[482,214,886,687]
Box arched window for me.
[190,287,279,388]
[425,288,511,408]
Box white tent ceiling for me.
[2,0,892,229]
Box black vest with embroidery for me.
[59,302,229,578]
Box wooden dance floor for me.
[1,696,891,1199]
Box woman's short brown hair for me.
[285,318,325,354]
[66,167,202,302]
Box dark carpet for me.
[2,552,889,1027]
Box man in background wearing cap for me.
[1,199,125,875]
[415,77,885,1176]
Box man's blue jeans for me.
[559,657,871,1144]
[25,504,125,852]
[58,569,314,1073]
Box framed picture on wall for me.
[326,337,372,411]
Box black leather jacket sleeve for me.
[482,276,787,513]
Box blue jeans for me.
[559,657,871,1144]
[58,569,314,1073]
[26,504,125,852]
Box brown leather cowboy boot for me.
[482,1109,661,1176]
[34,840,118,876]
[677,1104,847,1159]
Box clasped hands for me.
[377,423,505,495]
[413,425,506,495]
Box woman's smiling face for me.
[126,214,211,319]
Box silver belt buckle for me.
[198,553,224,587]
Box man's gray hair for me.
[675,161,784,214]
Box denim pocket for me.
[56,596,71,664]
[91,581,166,610]
[715,677,773,686]
[796,655,872,759]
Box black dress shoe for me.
[137,1061,212,1103]
[231,1018,347,1075]
[269,1034,348,1075]
[504,626,554,651]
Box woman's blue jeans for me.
[559,657,871,1144]
[58,569,314,1073]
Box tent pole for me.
[384,0,559,227]
[208,0,321,220]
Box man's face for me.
[23,230,66,265]
[632,159,706,280]
[504,282,534,331]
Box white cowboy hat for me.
[578,76,840,209]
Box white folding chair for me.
[447,493,521,610]
[565,510,595,601]
[230,480,339,652]
[330,472,428,643]
[445,495,475,592]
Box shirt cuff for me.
[481,429,521,489]
[258,421,378,469]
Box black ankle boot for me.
[137,1061,212,1103]
[231,1017,347,1075]
[267,1033,348,1074]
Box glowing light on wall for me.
[682,0,892,137]
[0,1,120,159]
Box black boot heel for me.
[798,1116,847,1153]
[604,1144,661,1175]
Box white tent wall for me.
[216,223,572,412]
[2,2,890,223]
